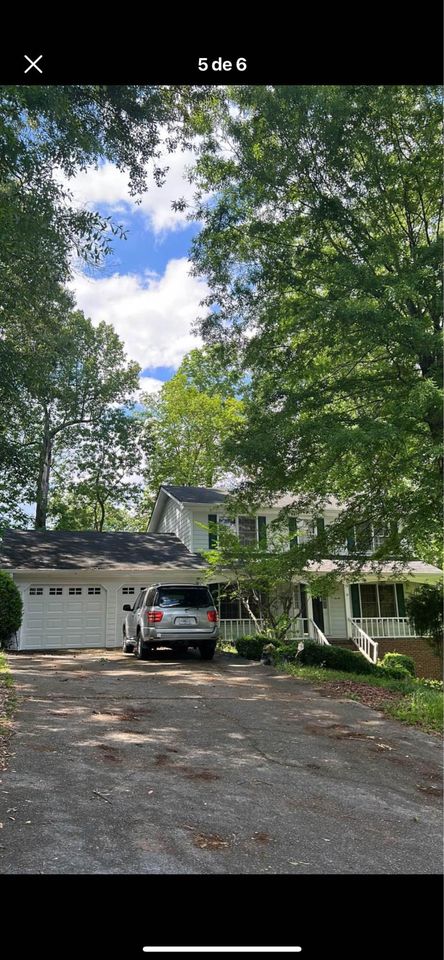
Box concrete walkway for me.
[0,650,442,874]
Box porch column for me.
[306,588,314,619]
[343,583,353,638]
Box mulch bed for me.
[314,679,404,712]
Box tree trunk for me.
[35,415,53,530]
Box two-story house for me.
[1,483,442,676]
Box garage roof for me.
[0,531,206,570]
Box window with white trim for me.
[87,587,101,595]
[29,587,43,596]
[353,583,400,618]
[68,587,82,596]
[238,516,257,546]
[217,515,260,546]
[49,587,63,596]
[122,587,135,595]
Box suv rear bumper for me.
[149,628,219,642]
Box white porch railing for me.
[353,617,416,638]
[348,618,379,663]
[219,619,264,642]
[219,617,309,643]
[307,618,330,646]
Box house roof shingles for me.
[0,531,206,571]
[161,484,228,505]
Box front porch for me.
[218,615,417,643]
[215,579,421,665]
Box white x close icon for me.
[24,54,43,74]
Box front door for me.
[312,596,325,633]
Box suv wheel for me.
[199,641,216,661]
[136,635,149,660]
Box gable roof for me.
[161,484,229,505]
[0,531,206,571]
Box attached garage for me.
[22,583,106,649]
[0,530,206,651]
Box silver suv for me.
[122,583,219,660]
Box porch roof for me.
[305,559,442,578]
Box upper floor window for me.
[238,516,257,546]
[347,524,389,554]
[211,514,267,548]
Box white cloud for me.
[70,258,206,370]
[58,147,197,235]
[138,376,164,396]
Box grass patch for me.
[388,687,443,733]
[0,652,17,763]
[0,651,14,689]
[280,660,415,692]
[278,660,443,734]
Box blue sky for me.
[63,153,209,394]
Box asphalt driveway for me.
[0,650,442,874]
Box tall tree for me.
[189,85,443,564]
[140,349,244,513]
[17,310,139,529]
[49,409,143,531]
[0,84,213,519]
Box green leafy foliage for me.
[140,350,244,516]
[299,641,378,675]
[235,635,266,660]
[49,408,143,532]
[0,85,213,530]
[0,572,22,647]
[379,652,416,677]
[406,583,443,656]
[388,686,443,732]
[189,85,443,567]
[204,522,308,643]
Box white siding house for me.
[2,484,441,671]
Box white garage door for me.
[21,585,106,650]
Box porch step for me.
[327,637,357,650]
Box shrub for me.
[298,641,378,675]
[379,664,414,680]
[235,634,267,660]
[406,583,443,657]
[0,571,23,648]
[274,640,301,661]
[380,652,416,677]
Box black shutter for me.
[316,517,325,535]
[289,517,298,548]
[350,584,361,618]
[258,516,267,548]
[395,583,406,617]
[208,514,217,549]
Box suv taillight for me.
[207,610,218,622]
[147,610,163,623]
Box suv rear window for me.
[155,587,214,608]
